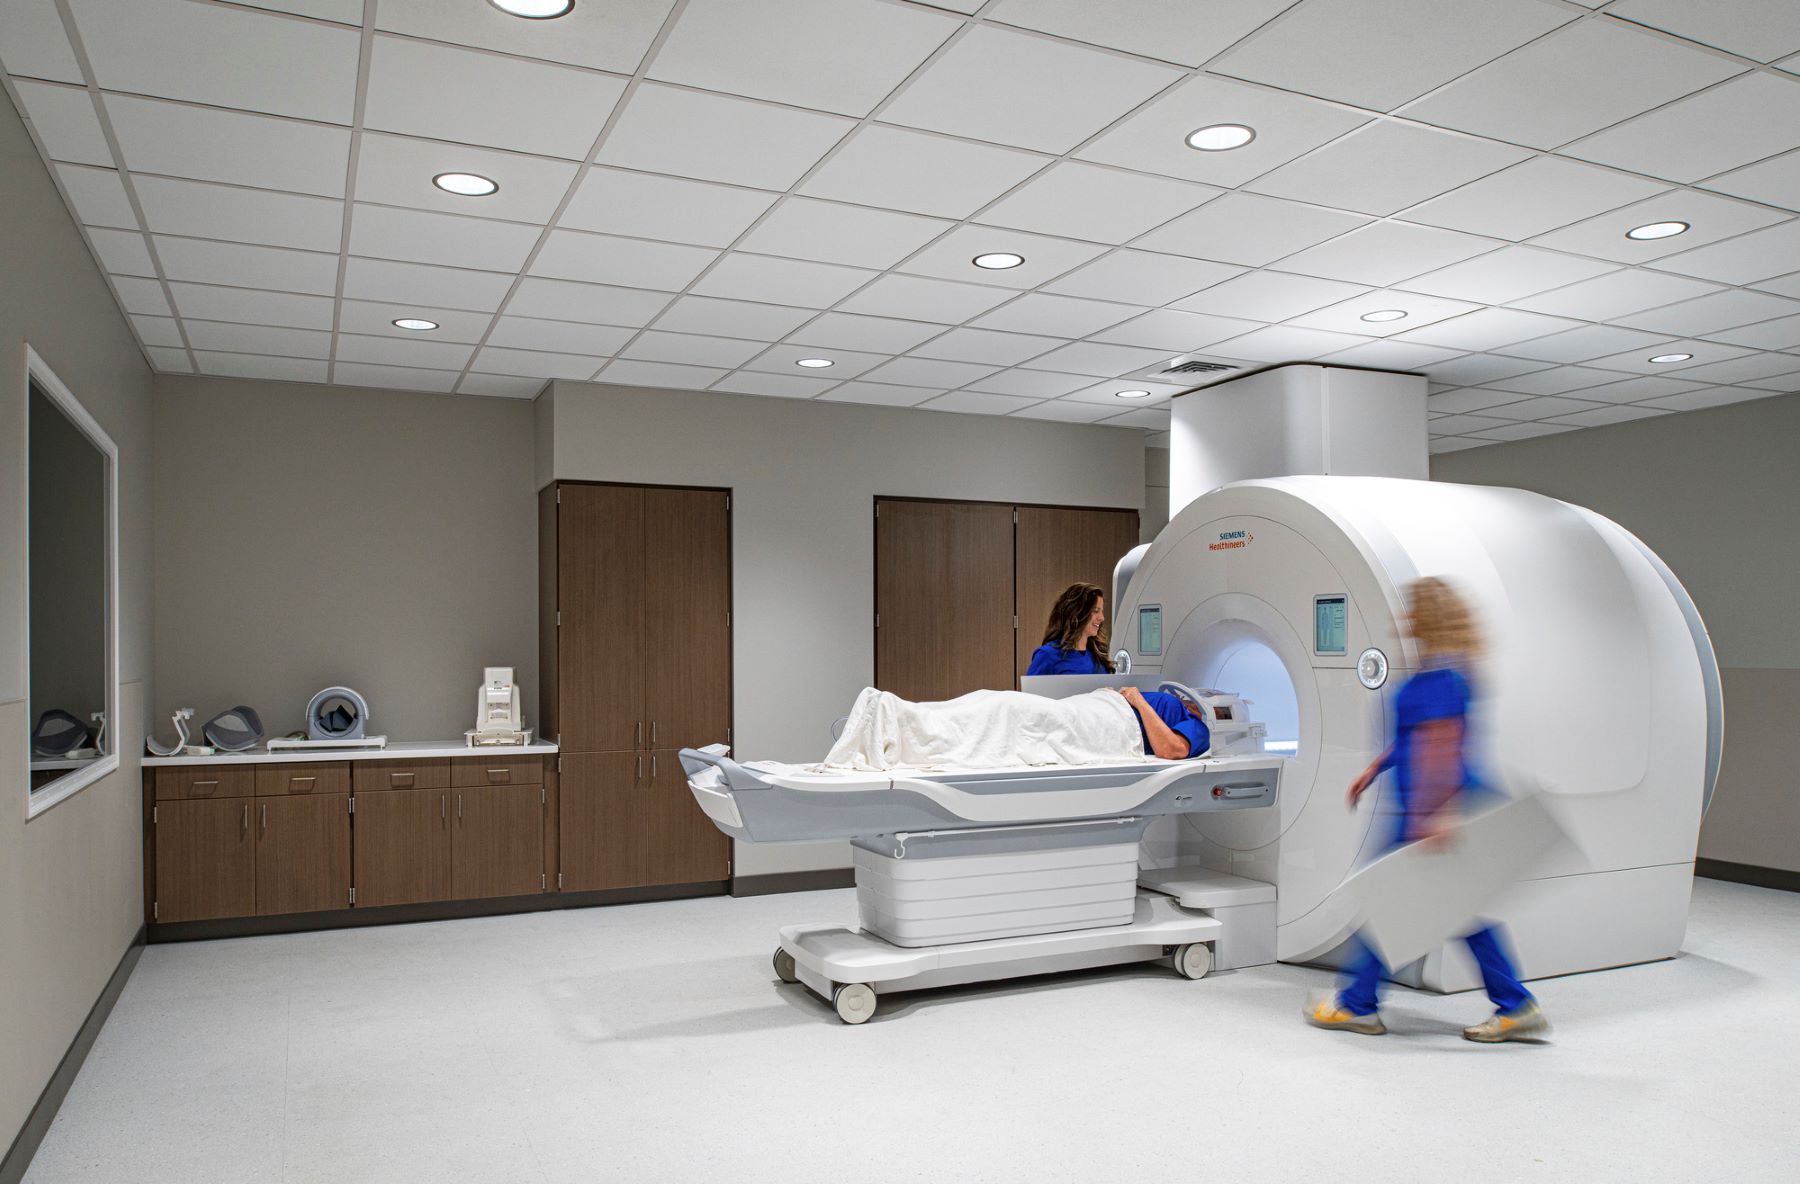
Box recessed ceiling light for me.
[1114,389,1152,399]
[1648,352,1693,364]
[1185,123,1256,151]
[796,358,834,368]
[392,318,439,331]
[973,252,1025,270]
[488,0,574,17]
[1626,220,1688,241]
[432,172,498,197]
[1360,309,1408,323]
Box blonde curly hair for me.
[1406,576,1482,660]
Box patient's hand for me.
[1115,686,1147,709]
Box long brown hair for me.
[1041,582,1113,673]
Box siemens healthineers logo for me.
[1209,530,1254,552]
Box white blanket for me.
[821,687,1145,772]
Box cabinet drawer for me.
[154,765,255,801]
[353,759,451,793]
[255,762,351,797]
[452,755,543,787]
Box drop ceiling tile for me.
[1090,309,1263,351]
[1400,307,1584,351]
[648,0,955,117]
[745,344,889,380]
[11,80,111,166]
[987,0,1297,68]
[1652,220,1800,286]
[335,333,474,370]
[1428,413,1518,435]
[1077,73,1370,190]
[168,282,331,328]
[921,390,1046,416]
[1700,149,1800,213]
[343,258,514,313]
[836,274,1017,323]
[788,314,948,355]
[152,237,339,295]
[1399,156,1666,242]
[1608,0,1800,66]
[1508,270,1724,321]
[1480,366,1639,395]
[104,95,349,196]
[598,82,853,189]
[131,176,341,251]
[506,277,673,326]
[1211,325,1369,362]
[968,293,1142,337]
[737,199,952,270]
[67,0,359,122]
[1495,324,1671,363]
[899,226,1107,290]
[0,2,84,83]
[1020,342,1171,378]
[1527,188,1787,263]
[143,346,193,373]
[337,302,492,343]
[1479,395,1609,420]
[1752,272,1800,300]
[1213,0,1574,111]
[331,362,460,393]
[54,164,137,228]
[459,373,549,399]
[978,162,1219,245]
[864,356,998,388]
[364,36,627,160]
[1661,352,1800,385]
[528,231,717,291]
[1618,290,1800,336]
[1099,406,1172,429]
[880,23,1182,155]
[798,124,1049,219]
[183,320,332,358]
[1422,355,1552,387]
[1400,19,1741,150]
[353,133,579,225]
[1170,270,1365,321]
[1565,72,1800,185]
[1642,386,1782,412]
[966,369,1096,397]
[85,227,152,275]
[1544,404,1671,428]
[473,346,607,381]
[908,327,1057,365]
[237,2,365,21]
[1576,339,1754,374]
[345,205,539,275]
[1428,436,1494,452]
[709,371,840,399]
[690,254,876,308]
[1248,122,1530,217]
[651,296,816,341]
[1319,339,1464,370]
[1468,422,1577,442]
[1043,251,1244,307]
[1565,375,1707,404]
[818,381,937,408]
[375,0,673,75]
[485,318,633,356]
[559,169,775,248]
[620,331,764,369]
[1061,379,1189,407]
[193,351,326,383]
[1276,222,1499,286]
[130,314,184,348]
[1427,386,1536,414]
[1135,192,1369,268]
[1402,246,1619,305]
[1707,313,1800,351]
[595,360,728,390]
[1287,291,1481,337]
[1009,399,1118,423]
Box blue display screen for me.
[1138,605,1163,655]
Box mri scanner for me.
[683,365,1721,1022]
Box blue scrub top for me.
[1385,665,1485,829]
[1026,644,1103,676]
[1134,691,1209,759]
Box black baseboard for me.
[1696,858,1800,894]
[1,927,145,1184]
[731,868,855,897]
[149,881,729,943]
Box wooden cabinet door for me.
[452,783,545,901]
[643,487,731,752]
[256,794,351,916]
[559,752,645,891]
[1014,506,1141,680]
[155,798,256,922]
[353,787,451,907]
[557,484,645,753]
[642,749,729,887]
[875,499,1016,702]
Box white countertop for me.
[143,740,558,767]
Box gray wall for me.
[1433,392,1800,873]
[153,376,540,740]
[1143,445,1170,544]
[544,381,1147,875]
[0,84,154,1156]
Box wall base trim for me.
[731,868,855,897]
[1696,858,1800,894]
[1,927,145,1184]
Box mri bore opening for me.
[1202,638,1300,754]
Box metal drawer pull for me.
[390,771,414,786]
[193,779,219,789]
[487,768,510,782]
[291,776,316,788]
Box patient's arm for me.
[1115,688,1191,760]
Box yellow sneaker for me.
[1305,993,1386,1035]
[1463,1000,1550,1043]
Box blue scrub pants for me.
[1339,926,1533,1017]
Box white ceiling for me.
[2,0,1798,452]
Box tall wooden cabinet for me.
[542,482,733,893]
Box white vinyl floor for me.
[23,877,1800,1184]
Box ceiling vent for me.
[1160,360,1239,376]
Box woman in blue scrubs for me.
[1026,582,1113,676]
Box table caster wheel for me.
[1174,942,1213,980]
[773,947,798,984]
[832,982,877,1025]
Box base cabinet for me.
[353,786,452,908]
[257,794,351,916]
[560,751,727,891]
[155,798,256,923]
[452,783,545,900]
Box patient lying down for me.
[822,685,1211,772]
